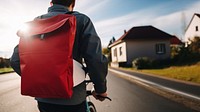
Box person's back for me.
[10,0,108,112]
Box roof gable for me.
[122,25,172,40]
[196,13,200,18]
[185,13,200,32]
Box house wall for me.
[126,39,171,65]
[185,15,200,43]
[111,42,127,63]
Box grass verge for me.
[0,68,14,74]
[137,63,200,84]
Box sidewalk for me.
[109,67,200,111]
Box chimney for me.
[124,30,127,34]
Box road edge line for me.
[109,68,200,111]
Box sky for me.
[0,0,200,58]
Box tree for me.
[172,36,200,65]
[102,37,116,64]
[188,36,200,54]
[102,48,109,55]
[0,57,4,68]
[0,57,11,68]
[108,37,116,47]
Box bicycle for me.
[85,80,111,112]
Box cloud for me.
[94,7,159,46]
[150,1,200,38]
[94,0,200,46]
[75,0,110,14]
[83,0,110,15]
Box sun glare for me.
[20,23,30,33]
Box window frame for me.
[155,43,166,55]
[119,47,123,56]
[196,26,199,32]
[114,48,117,57]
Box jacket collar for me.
[48,4,70,13]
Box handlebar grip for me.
[86,91,112,101]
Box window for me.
[155,44,166,54]
[196,26,199,31]
[119,47,123,56]
[114,48,117,57]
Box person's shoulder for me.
[73,11,88,17]
[34,13,52,20]
[73,11,91,21]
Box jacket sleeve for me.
[81,18,108,94]
[10,45,21,76]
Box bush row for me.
[132,57,171,69]
[0,57,11,68]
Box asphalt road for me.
[0,72,196,112]
[0,73,38,112]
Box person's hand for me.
[92,91,108,101]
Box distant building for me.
[170,35,183,46]
[185,13,200,44]
[109,25,174,68]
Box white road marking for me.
[109,68,200,101]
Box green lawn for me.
[139,64,200,84]
[0,68,14,74]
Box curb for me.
[0,71,14,75]
[109,68,200,112]
[118,67,200,87]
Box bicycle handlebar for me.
[86,91,112,101]
[85,80,112,101]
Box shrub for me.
[132,57,153,69]
[132,57,171,69]
[172,42,200,65]
[0,57,11,68]
[188,36,200,54]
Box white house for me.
[185,13,200,44]
[109,25,176,68]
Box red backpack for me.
[17,14,76,98]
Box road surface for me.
[111,67,200,98]
[0,72,196,112]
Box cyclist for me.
[10,0,108,112]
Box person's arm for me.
[81,17,108,95]
[10,45,21,76]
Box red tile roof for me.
[170,36,183,45]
